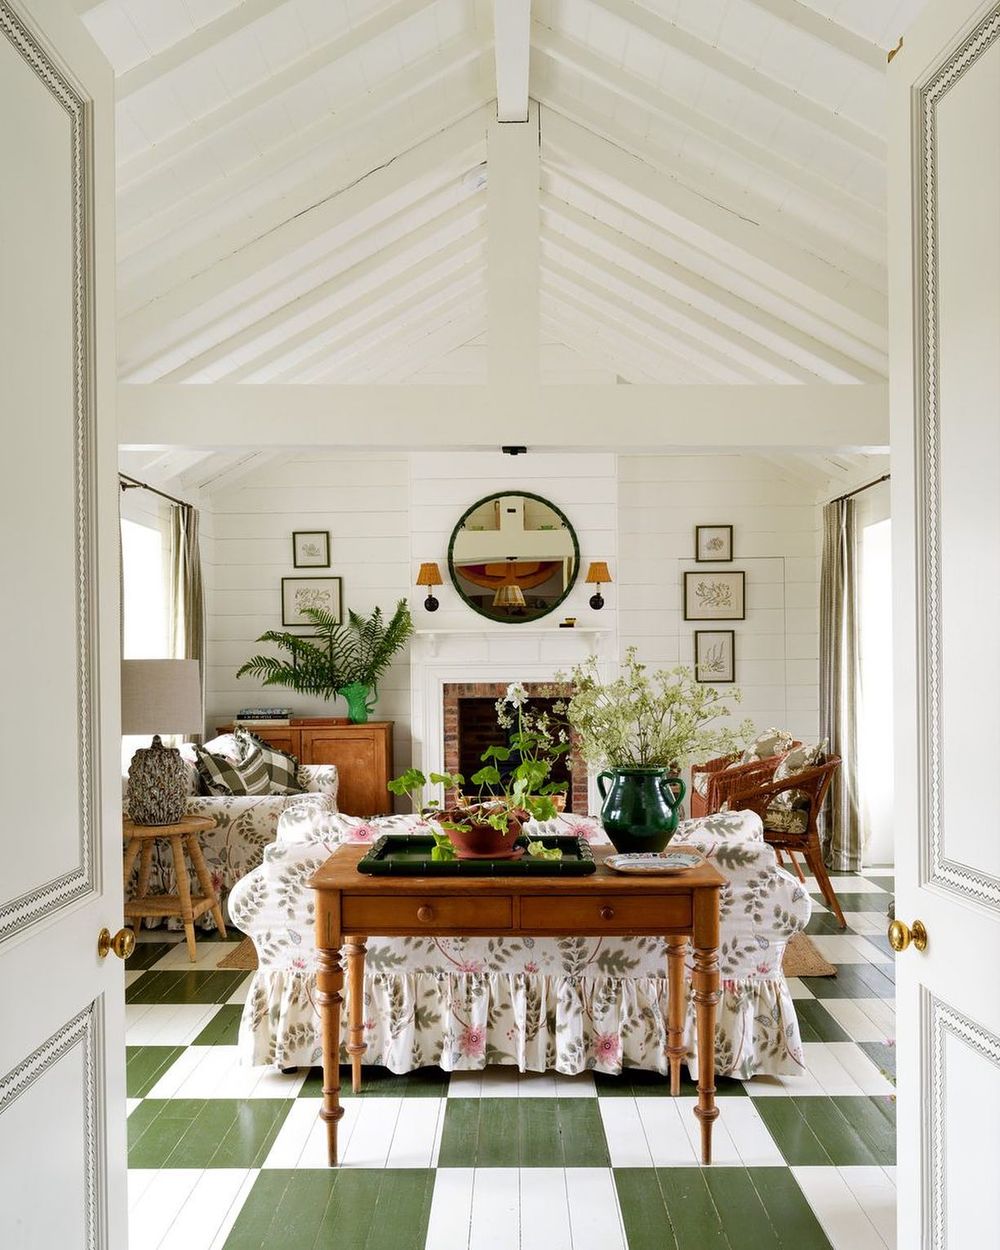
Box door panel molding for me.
[0,0,99,942]
[924,988,1000,1245]
[0,1000,104,1248]
[914,3,1000,911]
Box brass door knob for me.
[98,927,136,960]
[599,905,615,921]
[416,905,434,923]
[887,918,927,953]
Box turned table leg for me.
[666,938,687,1096]
[170,835,198,962]
[186,833,227,937]
[344,937,367,1094]
[316,946,345,1166]
[692,889,721,1165]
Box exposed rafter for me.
[743,0,889,71]
[493,0,531,121]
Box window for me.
[121,517,168,659]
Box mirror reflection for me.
[448,492,579,623]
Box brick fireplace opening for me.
[442,682,587,814]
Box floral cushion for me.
[763,805,809,834]
[230,806,810,1081]
[770,739,827,811]
[739,728,794,766]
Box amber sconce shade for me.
[585,561,613,610]
[416,561,442,612]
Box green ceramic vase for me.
[339,682,375,724]
[596,767,687,853]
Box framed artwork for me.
[695,524,733,563]
[281,576,342,626]
[683,571,745,621]
[292,530,330,568]
[695,630,735,683]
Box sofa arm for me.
[675,808,765,844]
[298,764,339,804]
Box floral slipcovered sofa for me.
[123,757,339,927]
[229,806,812,1080]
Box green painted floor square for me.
[860,1041,896,1084]
[297,1065,451,1098]
[801,963,894,1000]
[616,1166,833,1250]
[437,1097,609,1168]
[126,970,249,1005]
[128,1098,290,1168]
[754,1095,895,1166]
[126,1045,186,1097]
[593,1069,747,1097]
[223,1169,435,1250]
[805,910,850,936]
[794,1000,851,1043]
[813,892,890,914]
[125,942,177,971]
[192,1004,244,1045]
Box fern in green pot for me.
[236,600,413,723]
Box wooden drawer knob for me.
[417,905,434,922]
[600,905,615,921]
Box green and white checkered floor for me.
[125,869,896,1250]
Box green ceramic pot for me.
[596,767,687,853]
[339,682,375,724]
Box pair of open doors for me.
[1,0,999,1244]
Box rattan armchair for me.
[726,756,845,929]
[690,745,800,819]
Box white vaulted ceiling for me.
[82,0,925,391]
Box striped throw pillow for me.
[194,743,271,796]
[235,729,304,796]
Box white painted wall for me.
[617,455,820,743]
[202,451,822,772]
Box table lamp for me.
[122,659,203,825]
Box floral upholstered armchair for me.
[229,806,812,1081]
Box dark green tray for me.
[356,834,596,876]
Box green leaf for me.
[526,840,563,860]
[388,768,426,796]
[471,765,502,786]
[429,771,463,788]
[480,744,512,762]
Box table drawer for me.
[341,894,513,933]
[520,894,691,932]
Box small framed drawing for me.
[695,524,733,563]
[292,530,330,568]
[695,630,735,683]
[684,571,745,621]
[281,576,342,626]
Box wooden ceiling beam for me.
[336,296,487,383]
[743,0,888,72]
[493,0,531,121]
[592,0,884,157]
[117,382,890,452]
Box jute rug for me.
[219,930,835,977]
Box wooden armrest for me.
[728,761,836,808]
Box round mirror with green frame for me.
[447,491,580,623]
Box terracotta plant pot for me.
[441,805,529,859]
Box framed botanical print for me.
[683,571,745,620]
[695,630,735,683]
[292,530,330,568]
[281,576,342,626]
[695,524,733,563]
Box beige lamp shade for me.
[416,562,442,587]
[585,561,613,585]
[121,659,203,736]
[493,583,526,609]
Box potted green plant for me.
[236,600,413,723]
[562,648,753,852]
[388,684,569,859]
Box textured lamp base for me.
[127,735,188,825]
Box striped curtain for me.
[169,504,205,743]
[819,498,862,871]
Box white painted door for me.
[0,2,125,1247]
[889,2,1000,1245]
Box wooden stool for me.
[123,815,226,961]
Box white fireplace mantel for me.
[412,626,612,658]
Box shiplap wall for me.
[617,456,820,743]
[201,452,820,771]
[203,455,412,759]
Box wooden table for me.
[123,815,226,961]
[309,844,724,1166]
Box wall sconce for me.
[493,559,527,609]
[416,562,442,612]
[585,561,613,610]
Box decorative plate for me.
[605,850,705,875]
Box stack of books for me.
[236,707,292,726]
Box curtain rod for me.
[831,472,890,504]
[118,472,191,510]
